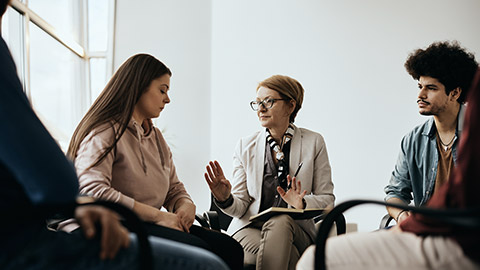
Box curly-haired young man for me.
[384,41,478,224]
[297,46,480,270]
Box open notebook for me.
[249,207,324,223]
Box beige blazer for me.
[221,125,335,238]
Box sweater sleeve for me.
[75,126,135,209]
[0,38,78,206]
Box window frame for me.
[5,0,115,148]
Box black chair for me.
[81,200,153,270]
[314,199,480,270]
[46,200,153,270]
[196,194,233,232]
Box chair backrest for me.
[314,199,480,270]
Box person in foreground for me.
[67,53,243,269]
[0,1,228,269]
[384,41,478,224]
[296,68,480,270]
[205,75,335,269]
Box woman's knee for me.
[262,214,295,231]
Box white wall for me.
[210,0,480,231]
[114,0,480,231]
[114,0,213,212]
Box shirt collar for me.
[423,104,466,137]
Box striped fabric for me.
[265,124,295,190]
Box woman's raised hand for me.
[204,160,232,202]
[277,175,307,209]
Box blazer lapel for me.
[253,129,266,200]
[289,125,302,177]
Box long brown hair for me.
[67,53,171,167]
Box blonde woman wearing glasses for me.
[205,75,335,270]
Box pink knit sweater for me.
[75,119,192,212]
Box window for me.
[87,0,112,104]
[1,5,25,86]
[1,0,115,151]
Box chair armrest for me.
[333,213,346,235]
[195,211,222,231]
[83,200,153,270]
[314,213,346,236]
[204,211,221,231]
[195,213,211,228]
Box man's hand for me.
[396,210,411,224]
[75,205,130,260]
[386,198,410,225]
[389,224,404,233]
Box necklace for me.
[437,131,456,151]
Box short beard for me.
[419,110,434,116]
[419,100,448,116]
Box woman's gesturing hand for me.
[204,160,232,202]
[277,175,307,209]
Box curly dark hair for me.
[405,41,478,104]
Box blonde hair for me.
[257,75,304,123]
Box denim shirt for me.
[384,106,465,206]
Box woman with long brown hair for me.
[68,53,243,270]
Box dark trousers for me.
[140,223,244,270]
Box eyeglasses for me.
[250,98,287,111]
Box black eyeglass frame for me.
[250,98,288,111]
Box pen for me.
[287,162,303,190]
